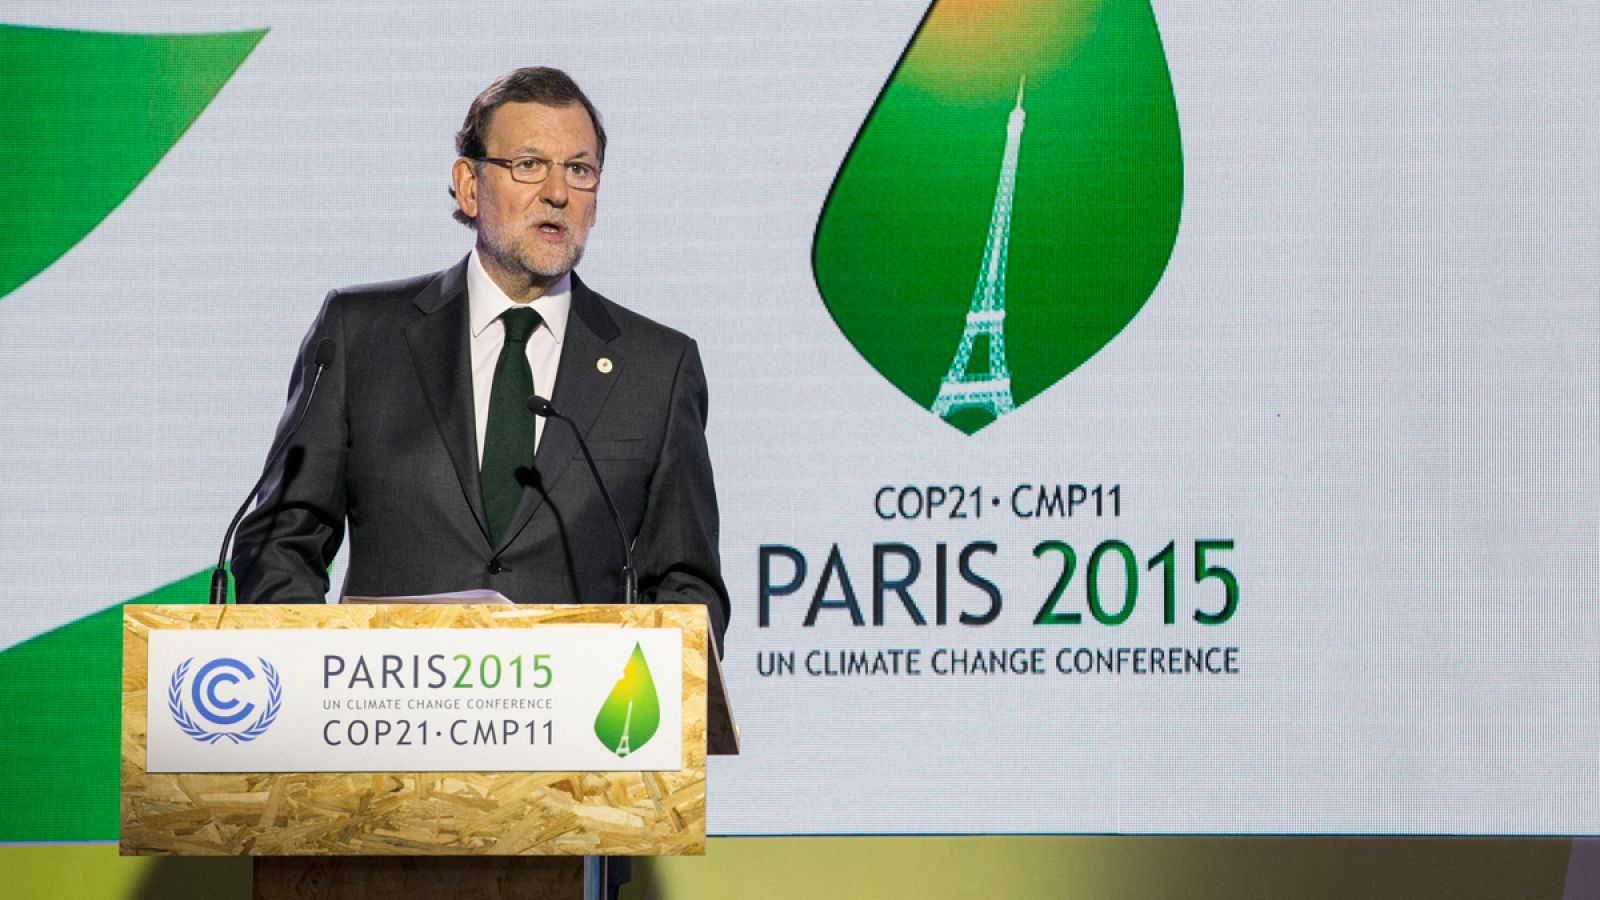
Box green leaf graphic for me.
[0,569,209,841]
[593,643,661,757]
[0,24,266,300]
[812,0,1182,434]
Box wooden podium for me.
[120,603,738,899]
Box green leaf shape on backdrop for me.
[0,569,210,842]
[0,24,266,300]
[593,644,662,757]
[812,0,1182,434]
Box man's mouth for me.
[535,220,567,238]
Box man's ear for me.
[451,157,479,219]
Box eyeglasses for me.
[475,155,600,190]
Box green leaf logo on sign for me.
[593,644,661,758]
[812,0,1183,434]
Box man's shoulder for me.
[577,276,695,355]
[315,258,467,328]
[327,262,460,309]
[332,270,441,300]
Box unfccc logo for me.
[168,656,282,744]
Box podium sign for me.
[121,604,708,857]
[146,627,683,773]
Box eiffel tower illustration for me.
[932,77,1027,422]
[614,700,633,757]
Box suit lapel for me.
[496,273,624,553]
[404,258,492,545]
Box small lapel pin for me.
[596,357,614,374]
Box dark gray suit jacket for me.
[232,257,729,649]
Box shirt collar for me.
[466,248,572,344]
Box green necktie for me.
[481,306,542,543]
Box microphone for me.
[527,395,638,605]
[210,338,337,605]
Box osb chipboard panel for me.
[120,604,707,857]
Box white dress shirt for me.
[467,249,572,465]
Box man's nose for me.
[538,172,569,207]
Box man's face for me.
[454,101,600,287]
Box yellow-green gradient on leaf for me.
[0,24,265,300]
[898,0,1100,101]
[593,644,662,757]
[812,0,1182,434]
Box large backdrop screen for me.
[1,1,1596,837]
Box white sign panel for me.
[145,628,683,773]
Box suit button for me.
[487,559,504,575]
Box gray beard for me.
[481,228,585,285]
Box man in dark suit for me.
[232,66,729,651]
